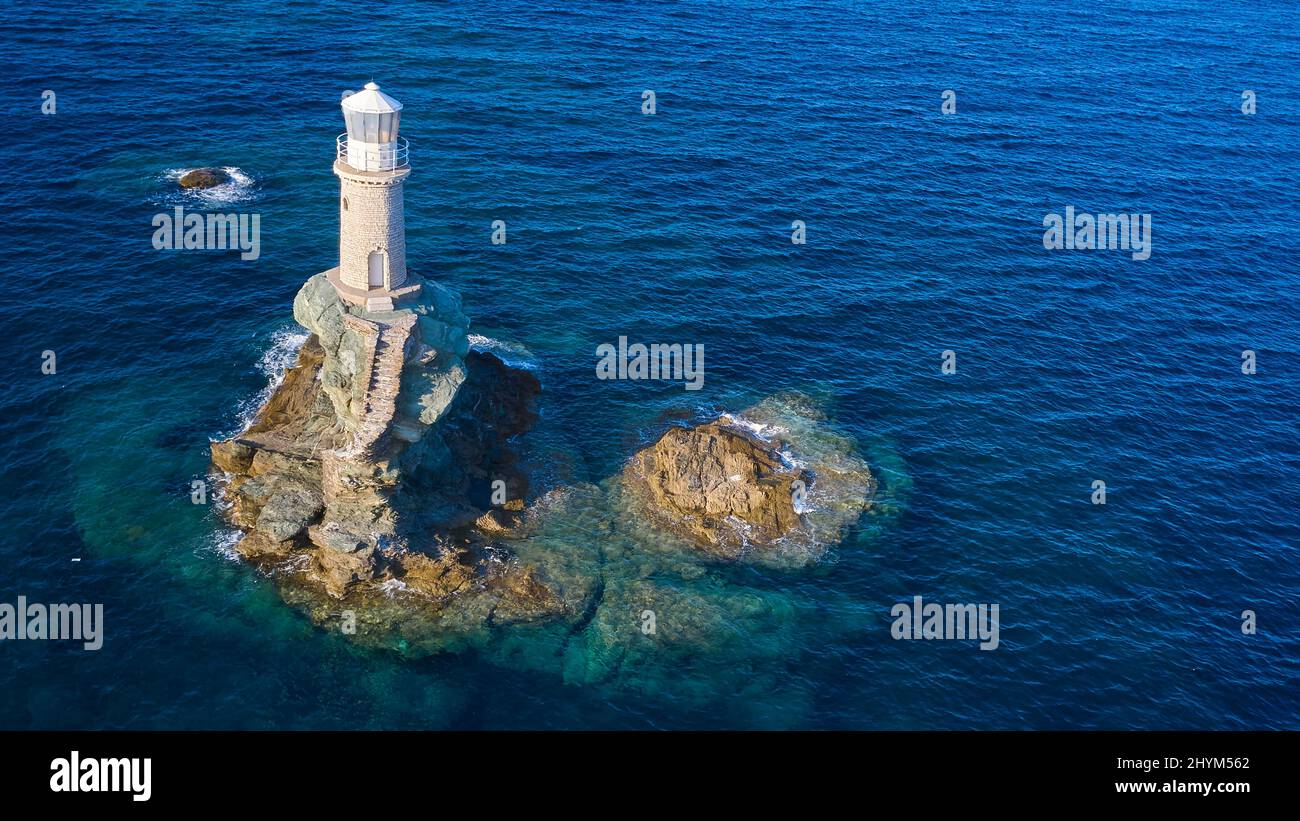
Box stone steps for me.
[344,314,417,459]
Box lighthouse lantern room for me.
[340,82,404,171]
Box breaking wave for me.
[218,326,309,439]
[205,529,243,563]
[468,333,539,370]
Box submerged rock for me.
[564,577,799,688]
[179,167,230,189]
[474,508,523,537]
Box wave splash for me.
[469,333,539,370]
[159,166,260,206]
[217,326,309,439]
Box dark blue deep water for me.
[1,0,1297,729]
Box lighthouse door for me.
[367,251,385,288]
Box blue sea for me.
[1,0,1297,729]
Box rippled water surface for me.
[1,0,1297,729]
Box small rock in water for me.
[623,419,811,557]
[179,167,230,189]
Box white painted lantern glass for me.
[341,83,404,172]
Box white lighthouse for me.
[327,81,421,312]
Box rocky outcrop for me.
[212,271,562,627]
[622,419,812,557]
[291,271,469,439]
[211,334,334,561]
[208,260,885,706]
[179,167,230,189]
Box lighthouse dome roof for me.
[342,81,403,114]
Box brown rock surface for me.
[178,167,230,189]
[486,564,565,625]
[210,324,564,629]
[474,508,522,537]
[309,544,381,599]
[395,548,478,600]
[623,420,809,557]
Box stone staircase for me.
[339,313,417,459]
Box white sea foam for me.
[378,578,411,597]
[258,326,310,381]
[207,529,243,563]
[779,447,811,471]
[266,553,312,577]
[209,471,232,513]
[217,326,309,440]
[468,333,539,370]
[247,326,309,417]
[719,412,786,441]
[716,413,820,512]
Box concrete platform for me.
[323,266,422,310]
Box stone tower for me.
[327,82,420,312]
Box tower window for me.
[342,197,349,211]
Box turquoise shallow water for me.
[0,0,1298,728]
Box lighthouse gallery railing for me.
[337,134,409,171]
